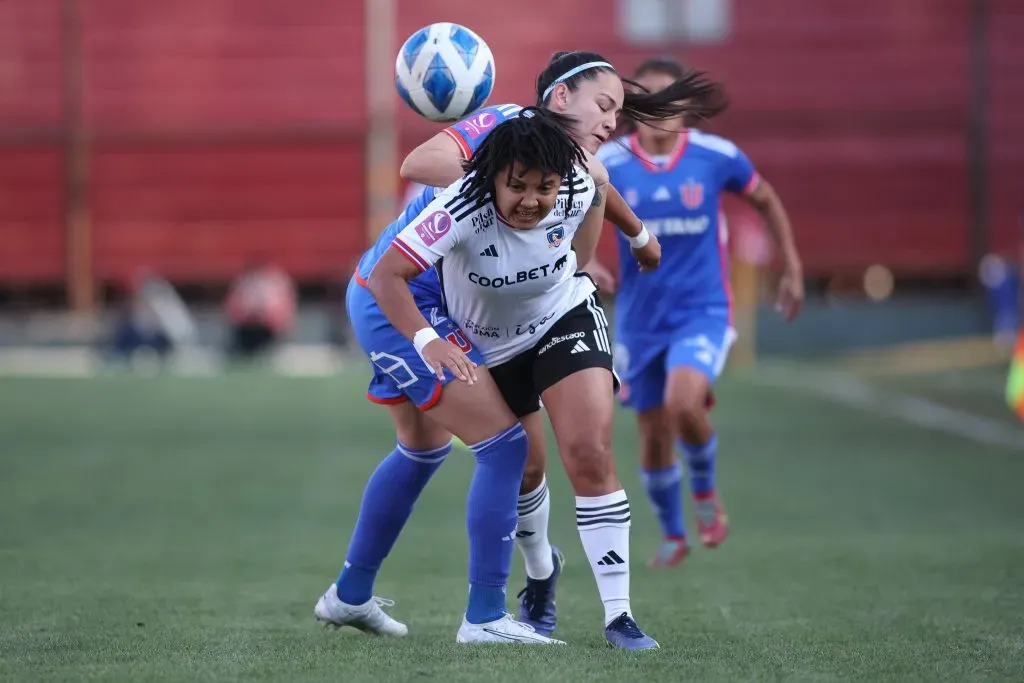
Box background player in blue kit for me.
[593,57,804,567]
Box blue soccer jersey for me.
[598,129,759,333]
[597,130,759,411]
[443,103,523,159]
[348,103,523,409]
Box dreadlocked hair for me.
[458,107,588,214]
[536,51,729,125]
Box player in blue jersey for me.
[590,57,804,567]
[399,52,727,641]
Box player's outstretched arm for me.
[605,185,661,272]
[400,132,466,188]
[745,178,804,320]
[366,249,478,383]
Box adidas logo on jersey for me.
[479,244,498,257]
[570,340,591,354]
[653,186,672,202]
[596,550,625,566]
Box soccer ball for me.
[395,22,495,123]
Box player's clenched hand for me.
[422,338,479,385]
[776,263,804,321]
[632,232,662,272]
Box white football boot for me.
[314,583,408,637]
[456,613,566,645]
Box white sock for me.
[576,490,632,626]
[516,477,554,579]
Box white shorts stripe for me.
[585,294,611,354]
[714,327,738,378]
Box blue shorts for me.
[346,275,484,411]
[613,312,736,414]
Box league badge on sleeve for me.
[414,211,453,246]
[460,110,498,139]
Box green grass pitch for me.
[1,367,1022,681]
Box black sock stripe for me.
[576,514,631,527]
[518,483,548,506]
[576,509,630,521]
[517,490,548,516]
[575,500,630,514]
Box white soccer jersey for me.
[390,170,597,365]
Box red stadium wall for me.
[0,1,64,283]
[1,0,1021,286]
[0,0,367,286]
[83,0,367,284]
[989,0,1024,256]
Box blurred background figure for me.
[107,267,196,368]
[979,253,1020,351]
[224,258,297,361]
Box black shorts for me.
[490,291,618,418]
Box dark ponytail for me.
[620,72,727,124]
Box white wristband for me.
[412,327,441,355]
[628,225,650,249]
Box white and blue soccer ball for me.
[395,22,495,123]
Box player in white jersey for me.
[381,107,660,649]
[320,111,607,645]
[399,51,727,648]
[387,128,598,368]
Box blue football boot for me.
[516,546,565,636]
[605,612,659,650]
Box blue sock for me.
[681,433,718,498]
[336,440,451,604]
[641,459,685,539]
[464,423,529,624]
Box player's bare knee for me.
[666,381,705,420]
[520,463,546,495]
[666,393,710,444]
[562,433,617,492]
